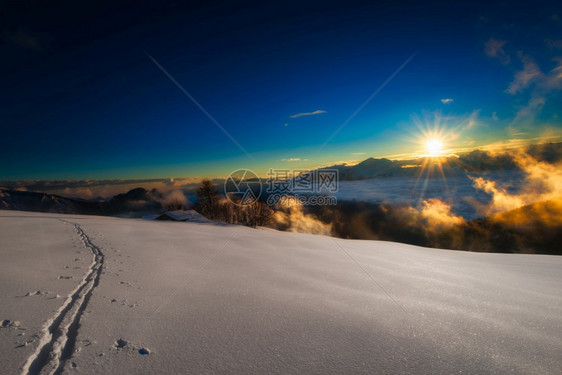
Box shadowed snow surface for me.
[0,211,561,374]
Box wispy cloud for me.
[508,54,562,124]
[543,57,562,90]
[352,152,366,155]
[280,158,302,162]
[289,110,327,118]
[511,132,527,137]
[484,38,510,65]
[513,97,546,121]
[441,98,453,104]
[506,52,543,94]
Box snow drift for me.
[0,211,561,374]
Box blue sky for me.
[1,0,561,179]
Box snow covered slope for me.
[1,211,561,374]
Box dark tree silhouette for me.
[194,179,274,227]
[195,179,220,219]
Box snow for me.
[1,210,561,374]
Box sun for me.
[426,138,443,156]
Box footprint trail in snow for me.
[20,220,105,375]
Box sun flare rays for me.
[405,112,461,204]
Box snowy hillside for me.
[1,211,561,374]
